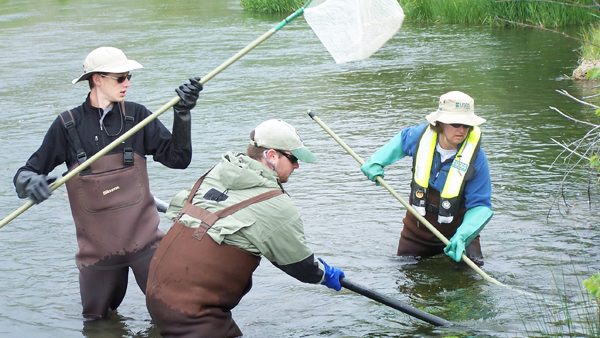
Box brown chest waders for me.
[65,152,163,268]
[398,189,483,265]
[60,105,164,319]
[60,105,163,268]
[146,172,283,338]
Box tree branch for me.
[555,89,600,109]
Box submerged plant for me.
[519,269,600,337]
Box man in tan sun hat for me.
[361,91,493,266]
[146,119,345,337]
[71,46,144,84]
[13,46,204,320]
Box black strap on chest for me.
[122,103,135,165]
[59,102,136,166]
[59,110,87,165]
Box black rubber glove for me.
[174,76,203,114]
[14,171,55,204]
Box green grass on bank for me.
[240,0,599,28]
[240,0,304,13]
[400,0,598,27]
[239,0,600,70]
[401,0,490,25]
[582,23,600,61]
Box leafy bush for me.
[583,273,600,300]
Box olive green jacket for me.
[166,152,321,270]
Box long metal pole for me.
[341,279,451,326]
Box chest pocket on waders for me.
[60,106,143,213]
[74,155,144,213]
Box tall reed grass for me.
[400,0,598,27]
[400,0,491,25]
[519,270,600,337]
[239,0,600,69]
[582,24,600,61]
[240,0,599,29]
[240,0,304,13]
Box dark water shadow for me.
[82,311,160,338]
[393,255,501,336]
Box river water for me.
[0,1,598,337]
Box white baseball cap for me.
[251,119,317,163]
[425,91,486,126]
[72,46,143,84]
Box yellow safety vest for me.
[411,126,481,223]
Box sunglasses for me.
[449,123,471,129]
[100,73,132,83]
[275,150,298,164]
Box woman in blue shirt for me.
[361,91,493,266]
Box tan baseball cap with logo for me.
[251,119,317,163]
[72,46,143,84]
[425,91,486,126]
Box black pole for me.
[341,278,451,327]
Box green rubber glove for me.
[360,132,406,182]
[444,206,493,262]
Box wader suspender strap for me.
[177,169,284,240]
[59,102,134,166]
[121,102,135,165]
[59,110,87,164]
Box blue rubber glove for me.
[360,131,406,182]
[444,206,493,262]
[318,258,345,291]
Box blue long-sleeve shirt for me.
[399,123,492,210]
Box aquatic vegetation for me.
[519,270,600,337]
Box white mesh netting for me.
[304,0,405,64]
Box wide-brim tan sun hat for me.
[251,119,317,163]
[71,46,143,84]
[425,91,486,126]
